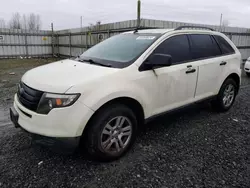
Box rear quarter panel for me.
[216,54,241,93]
[207,33,241,94]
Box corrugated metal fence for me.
[0,28,54,58]
[1,19,250,60]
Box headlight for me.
[37,93,80,114]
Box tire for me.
[211,78,237,112]
[85,103,138,161]
[246,72,250,77]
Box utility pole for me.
[219,13,223,31]
[80,16,83,53]
[137,0,141,28]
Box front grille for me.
[17,82,44,112]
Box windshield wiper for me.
[78,59,112,67]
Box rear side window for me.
[213,35,235,55]
[154,35,191,64]
[189,34,222,60]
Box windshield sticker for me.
[136,36,156,40]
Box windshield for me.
[79,33,160,68]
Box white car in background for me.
[244,57,250,77]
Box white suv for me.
[10,26,241,161]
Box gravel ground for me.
[0,58,60,126]
[0,59,250,188]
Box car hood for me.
[22,59,119,93]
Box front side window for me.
[153,35,191,65]
[213,35,235,55]
[189,34,222,60]
[79,33,160,68]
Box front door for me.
[148,34,198,116]
[153,63,198,115]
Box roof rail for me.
[175,26,215,31]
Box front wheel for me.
[85,104,137,161]
[211,78,237,112]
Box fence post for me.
[57,34,59,56]
[69,33,72,57]
[24,32,28,57]
[229,33,233,40]
[108,30,110,38]
[51,23,54,57]
[89,32,92,48]
[81,31,83,54]
[86,30,88,49]
[80,16,83,53]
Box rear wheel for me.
[85,104,137,161]
[246,72,250,77]
[211,78,237,112]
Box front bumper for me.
[31,133,81,153]
[12,94,94,138]
[10,106,81,153]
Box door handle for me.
[186,69,196,74]
[220,61,227,66]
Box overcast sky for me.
[1,0,250,30]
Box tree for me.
[27,13,41,30]
[96,21,101,30]
[88,21,101,31]
[96,21,101,26]
[8,12,42,30]
[22,14,27,29]
[9,12,22,29]
[0,19,6,28]
[36,15,42,30]
[87,23,94,31]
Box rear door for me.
[213,35,238,90]
[188,34,223,100]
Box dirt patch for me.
[0,58,61,72]
[0,58,62,126]
[0,58,61,96]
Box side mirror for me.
[146,54,172,68]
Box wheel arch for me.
[224,73,240,94]
[81,97,145,138]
